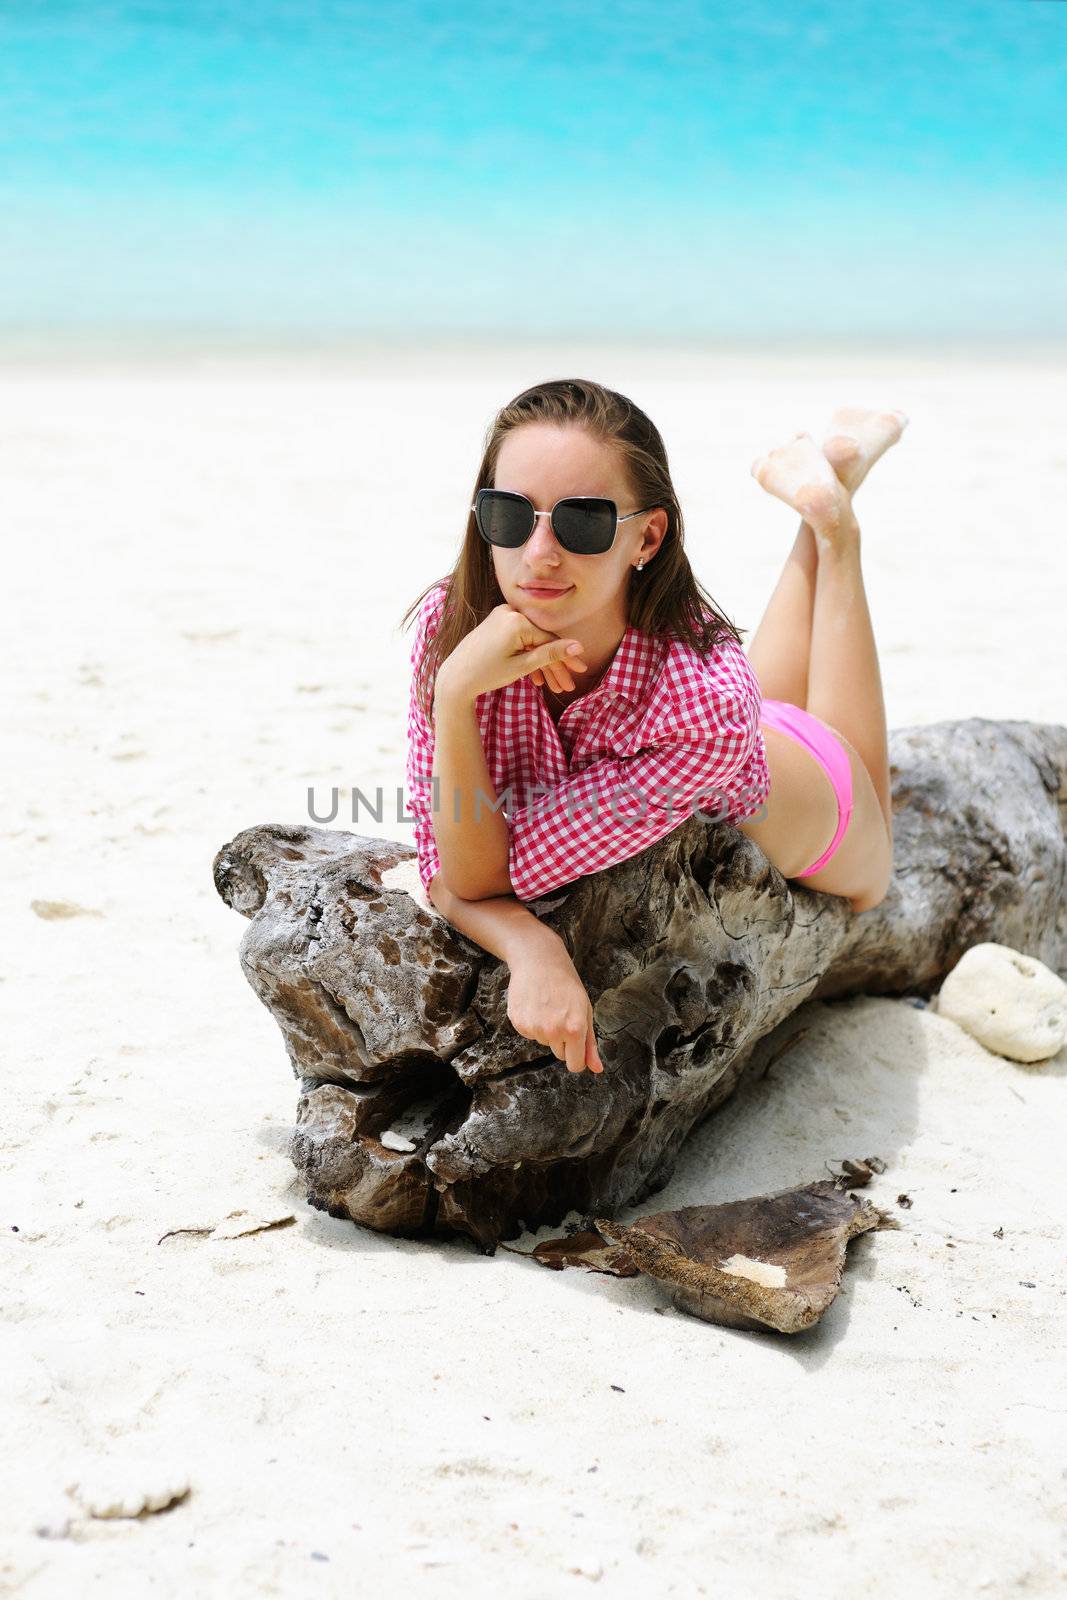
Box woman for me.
[402,380,906,1078]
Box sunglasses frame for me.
[471,488,661,556]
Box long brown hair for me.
[401,377,745,720]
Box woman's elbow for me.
[438,866,515,901]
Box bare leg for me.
[749,432,897,834]
[807,517,893,833]
[745,511,818,709]
[747,410,907,824]
[745,410,906,710]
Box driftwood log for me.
[524,1163,896,1334]
[527,1177,891,1335]
[213,718,1067,1252]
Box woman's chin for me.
[515,587,575,609]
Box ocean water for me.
[1,0,1064,343]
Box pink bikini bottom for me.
[758,698,854,877]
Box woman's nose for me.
[526,511,561,558]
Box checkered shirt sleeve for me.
[404,587,446,896]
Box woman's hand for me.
[528,657,580,694]
[510,598,584,696]
[435,603,588,704]
[506,941,605,1074]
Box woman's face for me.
[488,423,661,629]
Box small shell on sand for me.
[31,898,103,920]
[66,1469,191,1519]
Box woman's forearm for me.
[430,677,513,899]
[427,872,561,966]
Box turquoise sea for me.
[1,0,1064,343]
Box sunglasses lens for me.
[476,491,534,547]
[475,491,617,554]
[553,498,616,554]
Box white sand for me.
[3,343,1065,1595]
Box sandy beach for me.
[3,342,1065,1596]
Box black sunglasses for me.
[472,488,660,556]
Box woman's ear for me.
[643,507,670,561]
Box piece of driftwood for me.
[528,1229,641,1277]
[213,718,1067,1251]
[527,1176,890,1334]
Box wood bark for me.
[212,718,1067,1251]
[524,1178,890,1335]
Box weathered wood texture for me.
[529,1178,892,1335]
[213,718,1067,1251]
[594,1180,888,1334]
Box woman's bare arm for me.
[426,872,603,1073]
[426,871,562,965]
[430,679,514,900]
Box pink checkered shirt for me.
[405,582,769,904]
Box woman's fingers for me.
[531,641,587,681]
[551,1023,587,1074]
[532,660,577,693]
[545,1022,603,1075]
[556,1024,603,1074]
[518,632,589,696]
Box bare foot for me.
[820,406,908,497]
[750,432,858,549]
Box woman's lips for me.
[521,585,573,599]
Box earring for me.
[636,558,645,571]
